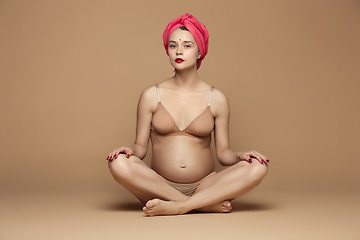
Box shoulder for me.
[140,78,172,101]
[212,87,228,105]
[138,84,158,113]
[140,84,157,100]
[211,87,230,117]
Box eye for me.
[185,45,191,48]
[169,45,175,48]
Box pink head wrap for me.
[162,13,209,69]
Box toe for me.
[145,198,159,209]
[222,201,232,212]
[143,208,152,216]
[145,201,152,209]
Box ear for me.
[197,53,201,59]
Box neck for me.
[173,66,201,90]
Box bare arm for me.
[106,86,156,161]
[212,89,241,166]
[130,86,157,159]
[212,89,269,165]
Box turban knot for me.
[162,13,209,69]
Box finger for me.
[248,152,257,161]
[118,147,126,154]
[245,153,253,162]
[125,149,130,158]
[258,152,268,162]
[253,152,266,164]
[115,147,128,159]
[114,149,122,159]
[126,148,133,158]
[112,151,118,160]
[112,149,119,159]
[111,148,122,159]
[251,153,264,164]
[107,154,114,160]
[128,148,134,155]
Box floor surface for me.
[1,188,359,240]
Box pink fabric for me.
[162,13,209,69]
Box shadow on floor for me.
[103,201,144,211]
[101,199,276,213]
[230,200,276,212]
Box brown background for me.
[1,0,359,239]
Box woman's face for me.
[167,28,201,71]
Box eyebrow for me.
[168,40,194,44]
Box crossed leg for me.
[108,155,232,213]
[142,159,268,216]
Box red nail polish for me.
[266,159,270,163]
[126,154,129,158]
[248,159,252,163]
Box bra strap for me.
[155,84,161,102]
[208,86,214,106]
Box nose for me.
[176,46,183,55]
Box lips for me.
[175,58,184,63]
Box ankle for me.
[177,200,192,214]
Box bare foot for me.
[195,200,232,213]
[142,198,185,217]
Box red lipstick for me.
[175,58,184,63]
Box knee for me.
[108,154,133,180]
[248,161,268,184]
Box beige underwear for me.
[165,172,216,197]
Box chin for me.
[171,63,197,71]
[175,66,193,72]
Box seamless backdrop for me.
[1,1,360,239]
[1,0,359,204]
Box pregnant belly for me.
[151,135,215,183]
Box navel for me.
[180,164,186,168]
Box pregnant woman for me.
[106,13,269,217]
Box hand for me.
[238,151,270,164]
[106,146,133,161]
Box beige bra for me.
[151,84,215,137]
